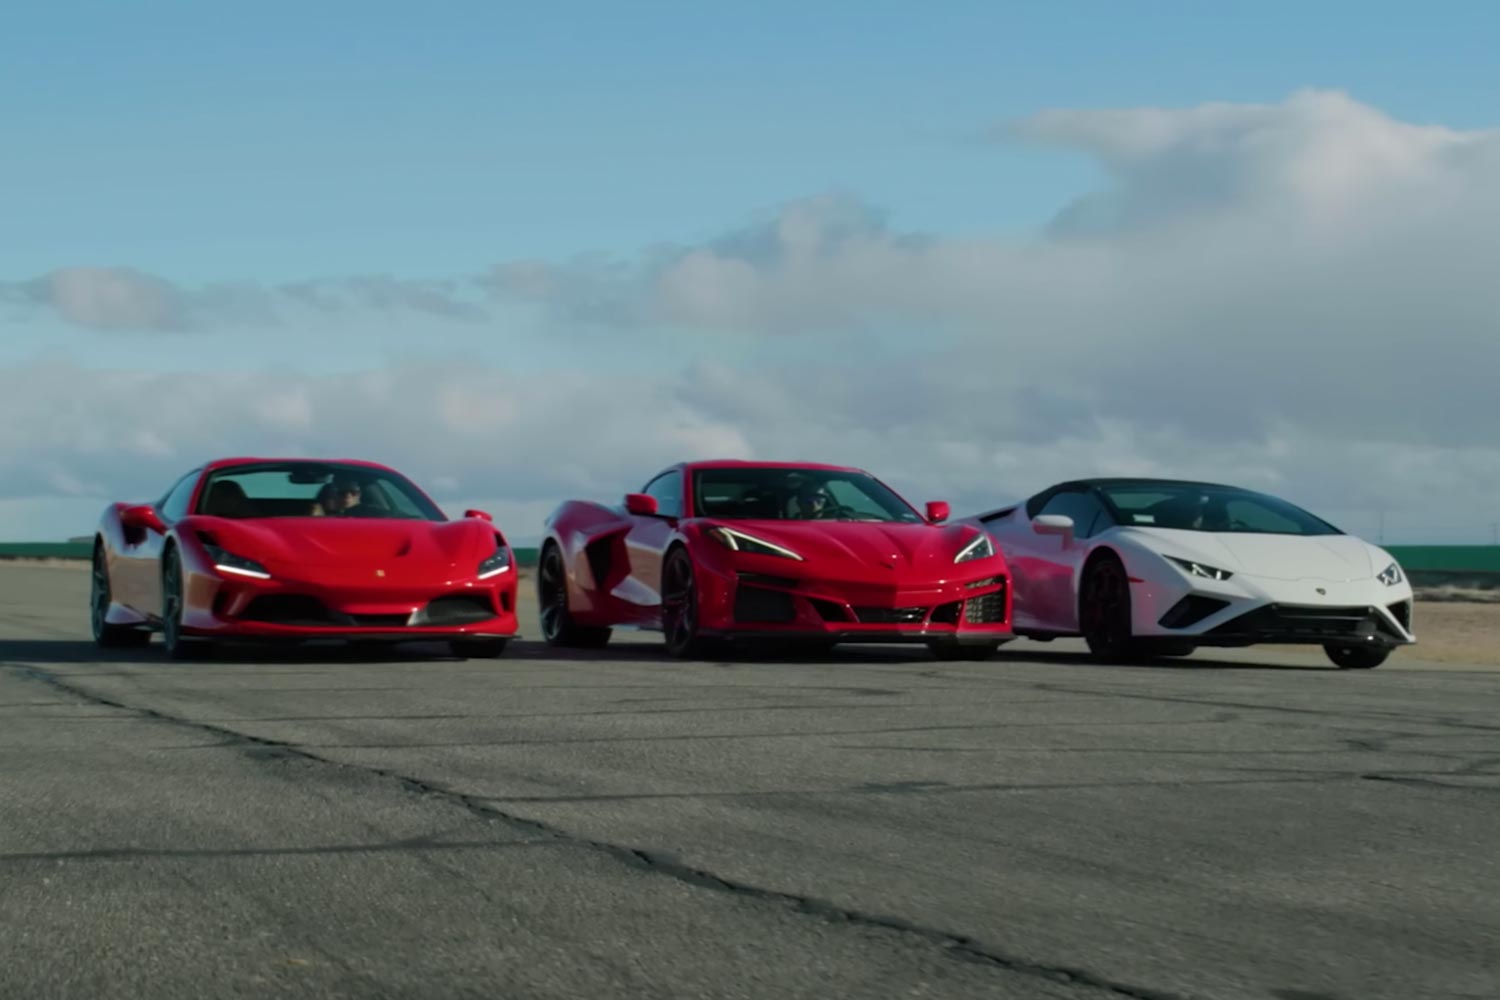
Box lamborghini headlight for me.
[1377,562,1404,586]
[707,526,803,560]
[204,543,271,580]
[954,532,994,563]
[1167,556,1233,581]
[478,547,512,579]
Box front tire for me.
[1079,553,1138,663]
[1325,643,1390,669]
[91,547,149,648]
[160,547,212,661]
[537,543,612,648]
[661,547,710,659]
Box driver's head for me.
[795,483,830,517]
[331,474,363,507]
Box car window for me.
[195,462,446,521]
[1098,483,1340,535]
[158,470,202,523]
[690,467,922,522]
[643,471,683,518]
[1037,490,1110,538]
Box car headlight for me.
[204,543,271,580]
[1167,556,1233,581]
[707,526,803,560]
[1377,562,1404,586]
[954,532,994,563]
[478,547,512,579]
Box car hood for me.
[711,519,997,578]
[196,517,492,571]
[1131,529,1380,582]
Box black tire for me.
[661,547,710,659]
[1324,643,1390,669]
[450,638,510,659]
[537,543,612,648]
[91,546,150,648]
[1079,552,1138,663]
[160,547,212,661]
[927,641,1002,661]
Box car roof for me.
[1050,476,1242,493]
[203,457,398,473]
[682,459,866,474]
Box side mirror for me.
[925,500,950,523]
[624,493,659,517]
[121,504,167,534]
[463,508,493,522]
[1033,514,1074,540]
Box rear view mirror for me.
[1033,514,1074,539]
[463,508,493,522]
[925,501,950,523]
[624,493,659,516]
[121,504,167,534]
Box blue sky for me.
[4,2,1500,542]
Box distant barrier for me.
[0,541,1491,585]
[0,542,542,568]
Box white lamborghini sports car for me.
[965,479,1416,669]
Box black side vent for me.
[734,587,797,623]
[1158,595,1231,630]
[1387,600,1412,631]
[964,588,1006,624]
[809,598,849,622]
[585,536,615,590]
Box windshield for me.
[1098,483,1341,536]
[692,467,922,523]
[196,462,446,521]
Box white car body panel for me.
[965,492,1416,651]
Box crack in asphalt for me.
[10,661,1181,1000]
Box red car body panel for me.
[543,460,1013,645]
[94,457,519,645]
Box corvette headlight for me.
[204,543,271,580]
[707,526,803,560]
[478,547,512,579]
[1167,556,1233,581]
[1377,562,1403,587]
[954,532,994,563]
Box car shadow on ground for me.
[0,637,1344,672]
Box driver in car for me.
[791,483,835,519]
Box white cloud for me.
[2,91,1497,544]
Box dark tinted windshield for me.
[1098,483,1340,536]
[197,462,445,521]
[693,467,921,523]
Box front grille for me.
[734,586,797,623]
[417,595,496,625]
[243,594,335,626]
[930,601,962,625]
[964,588,1006,624]
[1209,604,1388,640]
[737,572,798,588]
[809,598,849,622]
[348,613,412,627]
[1158,595,1231,629]
[855,606,928,625]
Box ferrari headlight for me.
[204,543,271,580]
[1377,562,1403,586]
[707,527,803,560]
[1167,556,1233,581]
[478,547,512,579]
[954,532,994,563]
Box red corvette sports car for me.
[89,458,519,659]
[538,460,1013,659]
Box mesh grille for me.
[964,590,1006,624]
[854,606,928,625]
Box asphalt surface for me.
[2,563,1497,1000]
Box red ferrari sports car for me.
[89,457,519,659]
[537,460,1013,659]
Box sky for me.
[4,1,1499,544]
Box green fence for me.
[0,541,1491,579]
[0,542,541,567]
